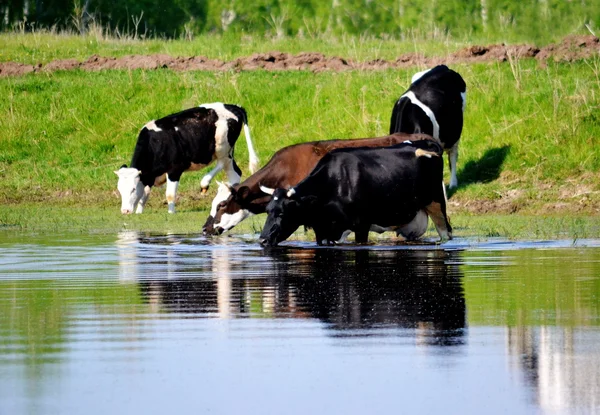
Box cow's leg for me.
[354,225,370,244]
[424,183,452,241]
[135,185,152,214]
[200,160,225,194]
[223,155,242,186]
[165,175,179,214]
[447,142,459,189]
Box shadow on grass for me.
[449,145,511,198]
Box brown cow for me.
[202,133,435,235]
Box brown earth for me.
[1,35,598,77]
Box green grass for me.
[0,40,599,238]
[0,32,469,64]
[0,29,578,66]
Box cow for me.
[115,103,259,214]
[202,133,433,235]
[390,65,466,189]
[258,138,452,246]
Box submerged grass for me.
[1,205,599,241]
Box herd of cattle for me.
[115,64,467,246]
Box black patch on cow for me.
[389,96,434,137]
[390,65,466,150]
[130,107,220,186]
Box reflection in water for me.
[135,245,467,346]
[2,234,600,414]
[508,326,600,412]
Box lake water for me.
[1,232,599,414]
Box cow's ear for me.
[236,186,251,202]
[299,195,318,211]
[115,164,128,175]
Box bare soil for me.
[1,35,598,77]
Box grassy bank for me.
[0,45,599,238]
[0,32,480,65]
[1,205,600,240]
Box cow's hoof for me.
[200,188,209,196]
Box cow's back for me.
[409,66,465,147]
[298,140,443,227]
[132,107,219,179]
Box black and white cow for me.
[390,65,466,189]
[259,138,452,246]
[115,103,259,214]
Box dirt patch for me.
[1,35,598,77]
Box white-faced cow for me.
[202,133,433,235]
[115,103,259,214]
[259,138,452,246]
[390,65,466,189]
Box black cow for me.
[115,103,259,214]
[259,138,452,246]
[390,65,466,189]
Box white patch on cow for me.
[214,209,253,232]
[165,175,179,214]
[337,230,352,243]
[244,123,260,173]
[370,225,395,233]
[273,197,279,201]
[174,126,179,132]
[135,185,152,214]
[116,167,144,214]
[209,182,233,217]
[401,90,440,139]
[461,91,467,113]
[259,185,275,195]
[201,160,225,190]
[397,210,429,240]
[448,142,459,189]
[411,68,432,84]
[144,120,162,132]
[200,102,239,122]
[403,140,413,144]
[442,179,449,204]
[286,188,296,198]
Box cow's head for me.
[115,165,144,214]
[259,187,307,247]
[204,182,254,235]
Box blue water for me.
[1,232,599,414]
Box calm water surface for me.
[1,232,599,414]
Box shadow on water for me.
[449,145,511,197]
[135,243,467,347]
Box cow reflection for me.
[136,245,466,346]
[271,249,466,345]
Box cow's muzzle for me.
[259,236,279,247]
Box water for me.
[1,232,599,415]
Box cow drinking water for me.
[202,133,433,235]
[259,138,452,246]
[115,103,259,214]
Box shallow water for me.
[1,232,599,414]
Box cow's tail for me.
[240,108,259,174]
[389,96,410,135]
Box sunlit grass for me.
[0,29,580,66]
